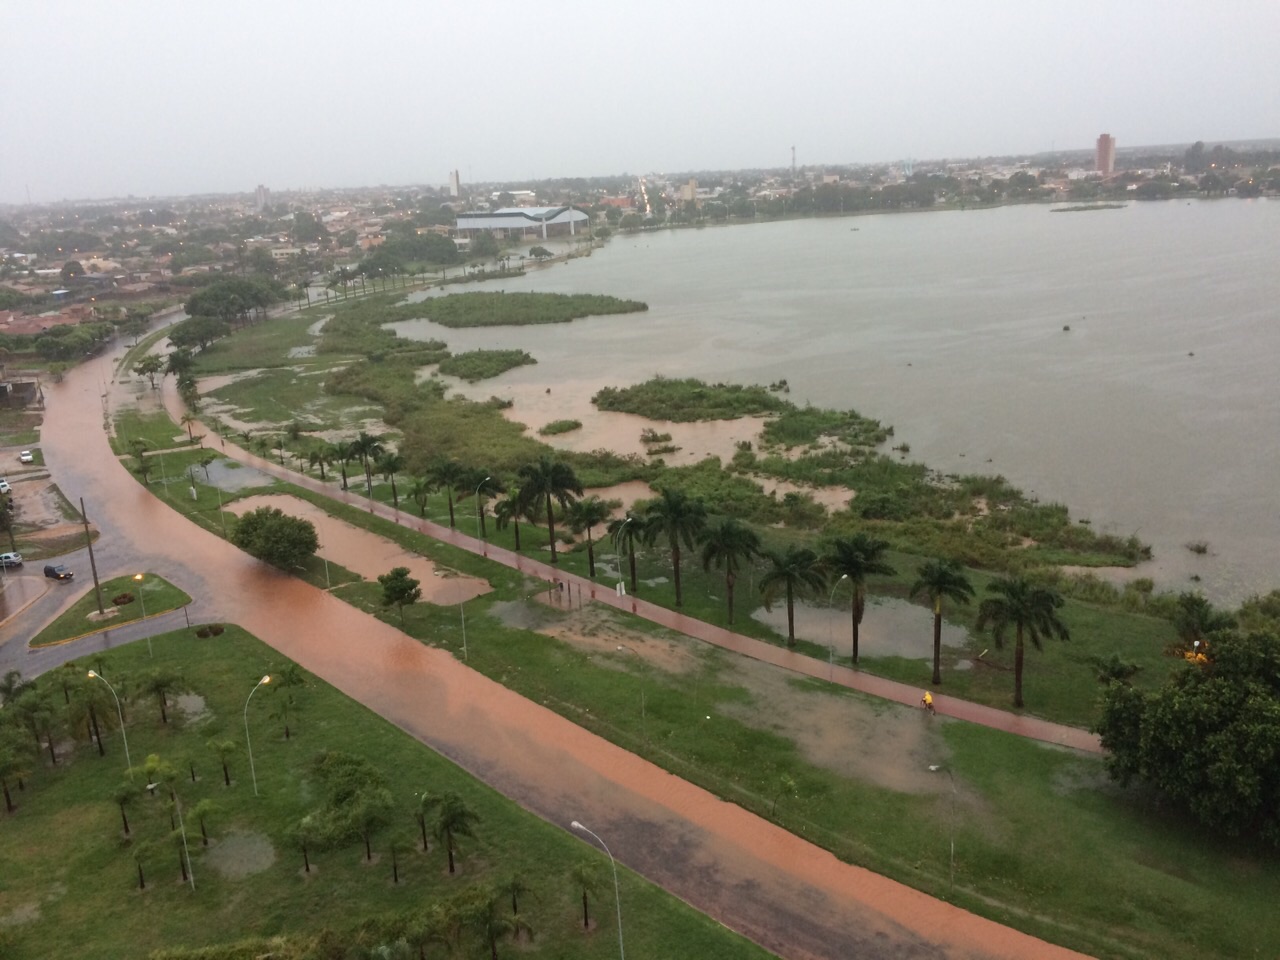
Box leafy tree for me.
[0,725,34,813]
[568,859,603,929]
[425,791,480,874]
[352,787,394,861]
[823,534,895,664]
[378,567,422,625]
[0,669,33,706]
[568,496,611,579]
[1173,592,1234,649]
[642,488,707,607]
[139,669,187,724]
[909,559,975,685]
[191,798,219,846]
[699,516,761,624]
[529,246,553,260]
[112,780,138,835]
[165,348,196,381]
[307,444,333,482]
[232,506,318,570]
[289,814,324,873]
[1095,629,1280,846]
[332,440,356,491]
[760,546,827,647]
[351,430,386,496]
[376,451,407,509]
[408,475,434,519]
[493,490,525,551]
[515,456,583,564]
[133,354,165,390]
[59,260,85,282]
[470,231,500,259]
[976,576,1070,708]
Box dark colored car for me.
[43,564,74,580]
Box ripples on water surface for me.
[392,200,1280,603]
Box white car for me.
[18,451,33,464]
[0,479,10,494]
[0,552,21,567]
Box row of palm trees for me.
[241,439,1070,705]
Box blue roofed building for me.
[454,206,590,241]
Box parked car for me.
[0,479,10,494]
[0,552,22,567]
[43,564,74,580]
[18,451,33,464]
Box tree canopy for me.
[231,506,318,570]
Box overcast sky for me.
[3,0,1277,203]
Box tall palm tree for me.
[608,512,643,594]
[641,488,707,607]
[375,451,406,509]
[759,546,827,647]
[466,469,497,538]
[515,456,583,564]
[428,458,469,529]
[976,576,1070,708]
[180,412,198,441]
[307,444,333,483]
[823,534,896,664]
[909,559,975,685]
[569,860,603,930]
[699,517,761,624]
[569,496,611,578]
[351,431,385,496]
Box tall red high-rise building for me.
[1096,133,1116,175]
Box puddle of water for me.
[287,346,316,358]
[225,494,489,602]
[203,459,278,492]
[752,595,969,660]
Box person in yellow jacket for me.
[921,690,935,714]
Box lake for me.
[392,200,1280,604]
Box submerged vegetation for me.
[418,291,648,327]
[437,348,536,382]
[594,376,789,421]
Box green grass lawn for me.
[201,362,364,428]
[0,409,42,447]
[112,410,203,455]
[190,314,331,374]
[30,574,192,647]
[0,628,773,960]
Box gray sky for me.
[3,0,1277,203]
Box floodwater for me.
[391,201,1280,604]
[752,595,968,661]
[24,349,1092,959]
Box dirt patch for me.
[0,902,40,927]
[175,692,210,726]
[205,829,276,879]
[225,494,489,603]
[533,603,949,795]
[751,595,969,661]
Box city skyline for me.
[3,0,1278,204]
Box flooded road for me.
[26,349,1094,960]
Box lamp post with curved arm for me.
[828,573,849,677]
[615,517,633,595]
[134,573,151,658]
[87,670,131,776]
[244,675,271,796]
[570,820,624,960]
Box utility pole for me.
[80,497,105,616]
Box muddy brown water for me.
[30,351,1092,960]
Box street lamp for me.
[244,675,271,796]
[474,475,491,542]
[570,821,625,960]
[928,764,957,888]
[458,587,468,661]
[87,671,131,776]
[828,574,849,677]
[134,573,151,658]
[614,517,633,596]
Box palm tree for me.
[515,456,583,564]
[976,576,1070,708]
[759,546,828,647]
[493,490,525,551]
[307,444,333,483]
[208,738,237,786]
[140,669,186,724]
[568,496,611,579]
[332,441,356,491]
[180,412,198,441]
[1172,592,1234,648]
[823,534,896,664]
[351,430,386,496]
[641,488,707,607]
[426,791,480,874]
[909,559,975,685]
[569,859,603,930]
[608,512,643,594]
[699,517,761,624]
[0,726,33,813]
[376,451,406,509]
[466,469,497,538]
[428,458,469,529]
[407,475,435,519]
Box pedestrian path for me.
[174,395,1101,756]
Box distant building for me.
[678,179,698,203]
[255,184,271,212]
[1096,134,1116,175]
[454,206,589,240]
[449,170,462,198]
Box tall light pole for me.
[474,475,491,542]
[174,792,196,890]
[615,517,633,596]
[87,670,131,776]
[134,573,151,658]
[571,821,625,960]
[828,574,849,677]
[928,764,956,888]
[458,587,468,661]
[244,675,271,796]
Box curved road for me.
[12,348,1092,960]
